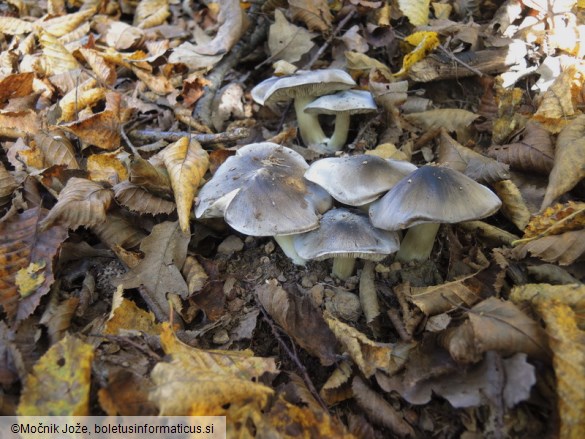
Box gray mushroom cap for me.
[294,208,400,260]
[304,155,418,206]
[251,69,356,105]
[195,142,332,236]
[304,90,377,115]
[369,165,502,230]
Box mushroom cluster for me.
[251,69,377,153]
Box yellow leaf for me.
[345,51,392,78]
[87,150,128,184]
[39,32,80,76]
[105,288,161,336]
[397,0,431,26]
[159,138,209,233]
[134,0,170,29]
[522,201,585,240]
[494,180,531,231]
[17,335,94,415]
[395,31,440,77]
[0,17,33,35]
[58,79,106,123]
[37,7,96,38]
[15,261,46,298]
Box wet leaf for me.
[116,221,189,319]
[0,208,68,322]
[268,10,316,64]
[289,0,333,33]
[256,280,339,366]
[159,137,209,233]
[40,178,113,231]
[17,335,93,415]
[542,115,585,209]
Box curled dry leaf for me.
[320,360,353,405]
[33,132,80,170]
[0,72,34,104]
[325,314,411,377]
[58,79,106,123]
[134,0,170,29]
[17,335,93,416]
[0,162,18,206]
[352,376,415,437]
[38,7,95,37]
[0,17,34,35]
[256,280,339,366]
[91,211,146,250]
[438,297,550,364]
[493,179,531,230]
[77,48,117,86]
[438,129,510,184]
[87,150,128,185]
[513,229,585,266]
[288,0,333,33]
[101,20,145,51]
[404,109,479,141]
[542,115,585,209]
[40,177,113,231]
[193,0,247,56]
[182,255,208,295]
[0,208,68,322]
[116,221,189,320]
[368,68,408,113]
[487,121,554,174]
[113,181,176,215]
[268,10,316,64]
[159,137,209,233]
[129,156,172,197]
[346,51,392,78]
[39,32,80,76]
[0,110,40,138]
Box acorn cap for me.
[304,155,417,206]
[195,142,332,236]
[369,165,502,230]
[304,90,377,115]
[294,208,400,261]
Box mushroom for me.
[251,69,356,149]
[293,208,400,280]
[195,142,332,265]
[304,154,417,206]
[369,165,502,262]
[303,90,378,152]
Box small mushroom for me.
[369,165,502,262]
[251,69,356,149]
[195,142,332,265]
[304,154,417,206]
[294,208,400,280]
[303,90,378,152]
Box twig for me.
[303,9,356,70]
[121,123,140,155]
[259,306,330,413]
[436,44,485,78]
[129,127,250,145]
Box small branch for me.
[129,127,250,145]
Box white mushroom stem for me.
[395,223,441,262]
[294,96,328,147]
[274,234,307,266]
[332,256,357,280]
[327,112,350,151]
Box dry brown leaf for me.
[35,165,88,196]
[98,369,157,416]
[320,360,353,405]
[39,32,80,76]
[40,296,79,344]
[77,48,117,86]
[116,221,189,319]
[439,297,550,364]
[289,0,333,33]
[113,181,176,215]
[159,137,209,233]
[87,150,128,185]
[0,110,40,138]
[0,16,33,35]
[256,280,339,366]
[0,208,68,322]
[0,162,18,206]
[487,121,554,174]
[326,313,411,377]
[40,177,113,230]
[134,0,170,29]
[91,211,146,250]
[352,376,415,437]
[404,109,479,142]
[37,7,95,38]
[104,292,162,336]
[129,156,173,197]
[100,20,145,51]
[494,179,531,230]
[58,79,106,123]
[131,66,174,95]
[542,115,585,209]
[513,229,585,266]
[60,106,121,151]
[268,10,316,64]
[368,68,408,112]
[191,0,247,56]
[346,51,393,78]
[0,72,34,105]
[182,256,208,295]
[438,129,510,184]
[33,131,80,170]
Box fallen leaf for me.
[98,370,157,415]
[0,208,68,322]
[0,16,34,35]
[268,10,316,64]
[345,51,392,78]
[134,0,170,29]
[77,48,117,86]
[58,78,106,123]
[289,0,333,33]
[404,109,479,139]
[256,280,339,366]
[159,137,209,233]
[39,32,80,75]
[0,162,18,205]
[396,31,440,77]
[182,256,208,295]
[104,290,162,336]
[15,261,46,298]
[542,115,585,209]
[523,201,585,239]
[494,179,532,230]
[32,131,80,170]
[38,7,95,37]
[129,156,173,198]
[40,177,113,231]
[101,20,145,51]
[0,72,34,105]
[397,0,431,26]
[116,221,189,319]
[87,150,128,185]
[513,229,585,266]
[191,0,247,56]
[0,110,40,138]
[17,335,93,415]
[91,210,146,250]
[113,181,176,215]
[320,360,353,405]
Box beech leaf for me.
[513,229,585,266]
[268,10,316,64]
[288,0,333,33]
[114,181,176,215]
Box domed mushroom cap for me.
[195,142,332,236]
[251,69,356,105]
[294,208,400,261]
[369,165,502,230]
[304,90,377,115]
[304,155,417,206]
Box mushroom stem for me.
[326,112,350,151]
[274,234,307,266]
[395,223,441,262]
[294,96,328,148]
[332,256,357,280]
